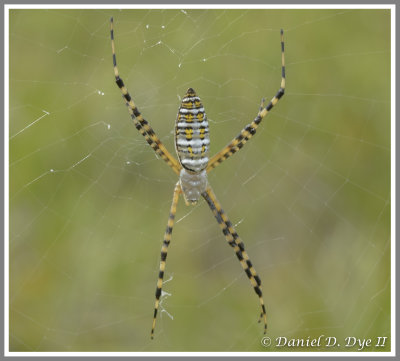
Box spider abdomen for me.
[175,88,209,173]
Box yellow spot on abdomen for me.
[185,128,193,140]
[185,113,194,122]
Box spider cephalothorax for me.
[110,17,285,338]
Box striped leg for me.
[151,182,181,339]
[206,29,285,173]
[110,17,181,175]
[202,186,267,333]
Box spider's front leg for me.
[202,186,267,333]
[151,182,181,339]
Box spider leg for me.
[206,29,285,173]
[201,186,267,333]
[151,182,181,339]
[110,18,181,175]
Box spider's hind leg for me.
[110,17,181,175]
[206,29,285,173]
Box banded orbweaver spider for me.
[110,17,285,339]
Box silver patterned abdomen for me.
[175,88,210,173]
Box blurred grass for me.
[9,9,391,352]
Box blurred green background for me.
[9,9,391,352]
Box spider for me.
[110,17,285,339]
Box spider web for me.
[8,7,392,353]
